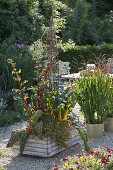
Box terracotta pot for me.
[104,118,113,132]
[86,123,104,138]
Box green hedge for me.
[59,43,113,73]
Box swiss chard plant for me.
[6,59,75,154]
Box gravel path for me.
[1,104,113,170]
[0,121,82,170]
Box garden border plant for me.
[104,84,113,132]
[52,147,113,170]
[74,69,113,138]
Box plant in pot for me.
[74,69,113,138]
[6,59,79,157]
[104,98,113,132]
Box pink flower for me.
[88,148,94,155]
[101,155,109,164]
[76,154,82,157]
[106,147,113,153]
[61,157,68,161]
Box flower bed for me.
[53,147,113,170]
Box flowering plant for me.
[6,59,76,154]
[74,69,113,124]
[53,147,113,170]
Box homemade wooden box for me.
[13,128,82,157]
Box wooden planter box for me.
[13,128,82,157]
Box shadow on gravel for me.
[4,144,82,170]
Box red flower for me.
[53,164,59,170]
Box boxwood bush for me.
[60,43,113,73]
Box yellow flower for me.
[64,161,68,167]
[24,95,28,100]
[80,156,85,162]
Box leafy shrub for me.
[0,0,42,44]
[0,40,35,90]
[53,147,113,170]
[60,43,113,73]
[0,38,47,91]
[0,110,23,127]
[0,89,24,126]
[0,54,14,91]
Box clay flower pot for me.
[104,118,113,132]
[86,123,104,138]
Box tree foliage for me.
[0,0,113,91]
[0,0,113,45]
[62,0,113,45]
[0,0,43,44]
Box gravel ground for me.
[1,104,113,170]
[0,121,82,170]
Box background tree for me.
[0,0,113,91]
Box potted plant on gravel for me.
[104,102,113,132]
[74,69,113,138]
[105,113,113,132]
[6,58,82,157]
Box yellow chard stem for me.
[58,110,62,122]
[63,108,69,121]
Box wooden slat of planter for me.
[15,142,48,149]
[48,135,80,148]
[23,150,48,157]
[13,145,49,153]
[49,139,81,157]
[27,137,48,145]
[13,148,49,157]
[48,130,79,145]
[71,130,78,137]
[50,137,81,153]
[66,135,80,144]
